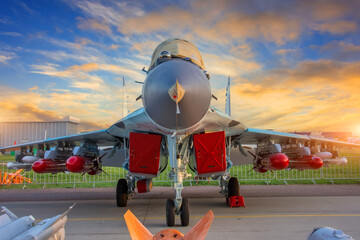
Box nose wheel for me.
[166,198,190,227]
[180,198,190,226]
[166,199,175,227]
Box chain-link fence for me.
[1,156,359,187]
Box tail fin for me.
[123,77,128,118]
[124,210,154,240]
[184,210,214,240]
[225,76,231,116]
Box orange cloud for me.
[311,20,357,34]
[320,41,360,53]
[221,60,360,132]
[301,0,351,21]
[109,44,119,50]
[68,63,99,72]
[276,49,299,55]
[204,53,261,77]
[118,6,192,36]
[74,37,93,49]
[77,18,111,34]
[0,86,131,131]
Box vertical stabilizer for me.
[225,76,231,116]
[124,210,154,240]
[184,210,214,240]
[123,77,128,118]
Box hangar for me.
[0,116,79,147]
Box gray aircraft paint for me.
[142,59,211,131]
[0,205,73,240]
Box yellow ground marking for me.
[62,214,360,222]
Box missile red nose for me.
[32,159,48,173]
[66,156,85,173]
[309,156,323,169]
[269,153,289,170]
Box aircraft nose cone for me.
[143,59,211,131]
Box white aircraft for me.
[1,39,359,226]
[0,204,74,240]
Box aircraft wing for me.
[236,128,360,147]
[204,109,360,148]
[0,129,117,152]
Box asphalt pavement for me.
[1,185,359,240]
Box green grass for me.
[1,153,359,189]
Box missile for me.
[323,157,347,167]
[288,155,323,170]
[32,159,67,173]
[314,151,332,159]
[7,162,32,171]
[22,156,41,163]
[258,153,289,171]
[66,156,98,174]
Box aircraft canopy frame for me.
[149,38,205,71]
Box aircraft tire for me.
[166,198,175,227]
[116,178,128,207]
[228,177,240,196]
[180,198,190,226]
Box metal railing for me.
[1,156,359,187]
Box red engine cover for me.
[129,132,161,175]
[193,131,227,175]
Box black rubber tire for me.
[228,177,240,196]
[166,199,175,227]
[180,198,190,226]
[116,179,128,207]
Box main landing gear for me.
[223,176,245,208]
[116,178,128,207]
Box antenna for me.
[123,77,128,118]
[225,76,231,116]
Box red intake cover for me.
[193,131,227,175]
[129,132,161,175]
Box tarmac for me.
[1,185,360,240]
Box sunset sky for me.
[1,0,360,135]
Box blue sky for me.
[1,0,360,135]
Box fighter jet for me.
[1,38,359,226]
[0,204,74,240]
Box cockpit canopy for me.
[149,38,205,71]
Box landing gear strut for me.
[166,135,190,227]
[116,178,128,207]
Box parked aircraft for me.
[1,39,359,226]
[0,204,74,240]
